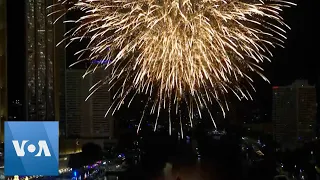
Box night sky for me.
[5,0,317,120]
[7,1,26,103]
[268,0,317,84]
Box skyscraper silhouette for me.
[25,0,64,120]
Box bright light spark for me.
[50,0,294,133]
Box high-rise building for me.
[54,3,67,136]
[65,69,114,138]
[65,69,88,137]
[91,69,114,138]
[272,80,317,148]
[25,0,64,120]
[0,0,7,140]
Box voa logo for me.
[12,140,51,157]
[5,121,59,176]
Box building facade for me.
[25,0,65,121]
[91,70,114,138]
[0,0,7,140]
[272,80,317,148]
[315,74,320,138]
[65,69,90,137]
[54,2,67,135]
[65,69,114,138]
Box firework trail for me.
[49,0,294,135]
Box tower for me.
[65,69,114,138]
[65,69,89,137]
[25,0,64,120]
[91,69,114,138]
[272,80,317,148]
[0,0,7,140]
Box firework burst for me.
[50,0,294,135]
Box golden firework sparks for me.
[49,0,294,135]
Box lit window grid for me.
[26,0,55,120]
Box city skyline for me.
[4,1,318,126]
[1,1,319,179]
